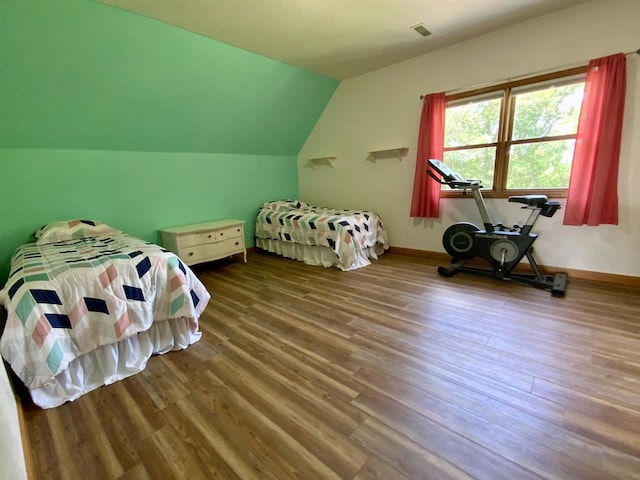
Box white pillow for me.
[35,220,122,245]
[260,200,309,212]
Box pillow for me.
[34,220,122,245]
[260,200,309,212]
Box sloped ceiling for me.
[0,0,338,154]
[98,0,590,79]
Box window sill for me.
[441,189,568,199]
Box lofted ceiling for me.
[98,0,590,80]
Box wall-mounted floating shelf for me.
[367,147,409,163]
[306,156,337,169]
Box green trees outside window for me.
[442,71,585,197]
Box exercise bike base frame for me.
[438,261,567,297]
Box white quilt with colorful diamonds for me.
[0,234,210,391]
[255,201,389,270]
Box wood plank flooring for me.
[18,251,640,479]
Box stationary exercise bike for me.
[427,159,567,297]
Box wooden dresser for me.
[159,219,246,266]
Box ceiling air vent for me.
[411,23,431,37]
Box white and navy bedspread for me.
[255,200,389,270]
[0,234,210,391]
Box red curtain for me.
[410,92,446,218]
[563,53,627,226]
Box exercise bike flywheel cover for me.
[442,222,479,260]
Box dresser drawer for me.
[182,237,245,264]
[179,230,216,248]
[217,225,243,240]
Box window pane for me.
[443,147,496,189]
[506,140,575,189]
[512,83,584,140]
[445,98,501,147]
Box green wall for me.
[0,0,338,283]
[0,0,337,153]
[0,148,299,280]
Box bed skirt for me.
[256,238,386,271]
[30,317,201,409]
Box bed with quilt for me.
[255,200,389,271]
[0,220,210,408]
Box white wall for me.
[1,361,28,480]
[298,0,640,277]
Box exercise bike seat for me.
[508,195,549,208]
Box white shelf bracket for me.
[367,147,408,163]
[306,156,337,169]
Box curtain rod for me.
[419,48,640,100]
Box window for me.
[442,67,586,197]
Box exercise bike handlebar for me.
[426,169,478,189]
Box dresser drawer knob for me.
[220,232,224,236]
[188,252,194,256]
[208,234,212,238]
[235,241,239,246]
